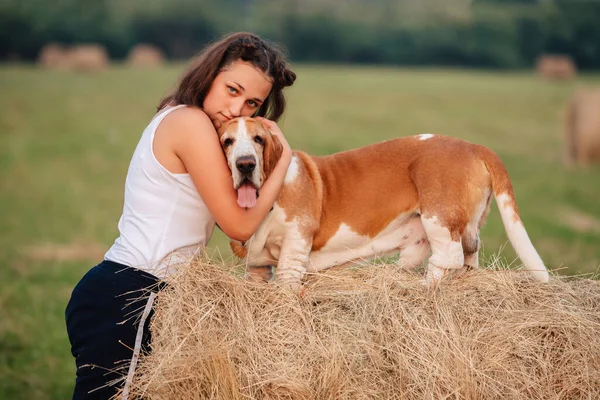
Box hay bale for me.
[536,55,577,80]
[127,44,165,68]
[122,260,600,399]
[66,44,109,72]
[37,43,69,69]
[564,88,600,166]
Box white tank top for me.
[105,105,216,279]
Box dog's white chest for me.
[245,204,295,263]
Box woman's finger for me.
[253,117,290,151]
[254,116,273,129]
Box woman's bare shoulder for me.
[157,105,216,143]
[161,105,212,128]
[155,106,220,161]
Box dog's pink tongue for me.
[237,182,257,208]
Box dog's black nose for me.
[236,156,256,173]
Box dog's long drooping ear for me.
[262,128,283,182]
[230,240,248,258]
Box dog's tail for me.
[478,146,550,282]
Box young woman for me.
[65,32,296,399]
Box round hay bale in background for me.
[564,88,600,166]
[536,54,577,80]
[127,44,165,68]
[37,43,69,69]
[66,44,109,72]
[122,260,600,399]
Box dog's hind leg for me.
[463,189,491,270]
[420,215,465,284]
[462,227,480,270]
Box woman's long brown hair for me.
[158,32,296,122]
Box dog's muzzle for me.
[236,155,256,176]
[234,155,259,209]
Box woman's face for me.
[203,60,273,129]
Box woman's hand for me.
[255,117,292,156]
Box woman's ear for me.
[262,129,283,181]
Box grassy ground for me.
[1,63,599,399]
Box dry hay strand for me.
[66,44,109,72]
[564,88,600,166]
[37,43,69,69]
[127,44,165,68]
[536,55,577,80]
[123,260,600,400]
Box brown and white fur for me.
[217,117,550,288]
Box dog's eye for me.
[223,138,234,147]
[254,136,264,145]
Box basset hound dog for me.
[217,117,550,288]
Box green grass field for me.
[1,63,599,399]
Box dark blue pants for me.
[65,260,163,399]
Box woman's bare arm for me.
[163,107,292,242]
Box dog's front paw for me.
[245,265,274,282]
[424,264,453,286]
[274,277,303,292]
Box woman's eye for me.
[247,100,257,107]
[254,136,264,145]
[228,86,237,94]
[223,138,234,147]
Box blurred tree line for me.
[2,0,600,69]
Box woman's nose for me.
[229,99,245,117]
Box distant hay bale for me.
[564,88,600,166]
[66,44,109,72]
[536,55,577,80]
[127,44,165,68]
[21,241,106,262]
[37,43,69,69]
[122,260,600,399]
